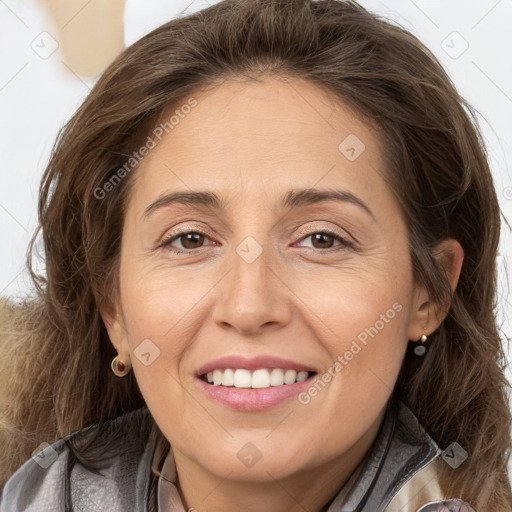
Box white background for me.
[1,0,511,477]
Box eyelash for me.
[159,229,354,255]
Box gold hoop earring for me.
[111,355,132,377]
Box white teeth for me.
[221,368,234,386]
[233,369,252,388]
[296,371,308,382]
[213,369,223,386]
[269,368,284,386]
[284,369,297,384]
[251,369,270,388]
[204,368,312,388]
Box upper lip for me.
[195,355,318,377]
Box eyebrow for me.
[143,188,375,220]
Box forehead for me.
[127,76,392,216]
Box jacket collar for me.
[0,396,441,512]
[328,396,442,510]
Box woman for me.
[0,0,510,510]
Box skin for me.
[102,76,464,512]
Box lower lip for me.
[195,375,316,411]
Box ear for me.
[93,284,130,356]
[408,239,464,341]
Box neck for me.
[169,407,386,512]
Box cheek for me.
[295,249,412,346]
[115,263,199,399]
[119,261,208,348]
[297,253,413,403]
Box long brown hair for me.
[1,0,510,508]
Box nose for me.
[211,240,292,337]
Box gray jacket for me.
[0,397,476,511]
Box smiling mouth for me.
[199,368,317,389]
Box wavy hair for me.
[1,0,511,509]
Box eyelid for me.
[159,221,357,254]
[158,224,217,251]
[292,230,354,251]
[293,221,357,245]
[158,221,214,242]
[161,231,354,255]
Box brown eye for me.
[179,232,206,249]
[310,233,336,249]
[296,230,351,251]
[161,231,211,253]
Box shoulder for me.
[385,401,475,512]
[0,407,156,512]
[0,437,70,512]
[385,432,476,512]
[415,498,476,511]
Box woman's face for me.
[107,76,430,482]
